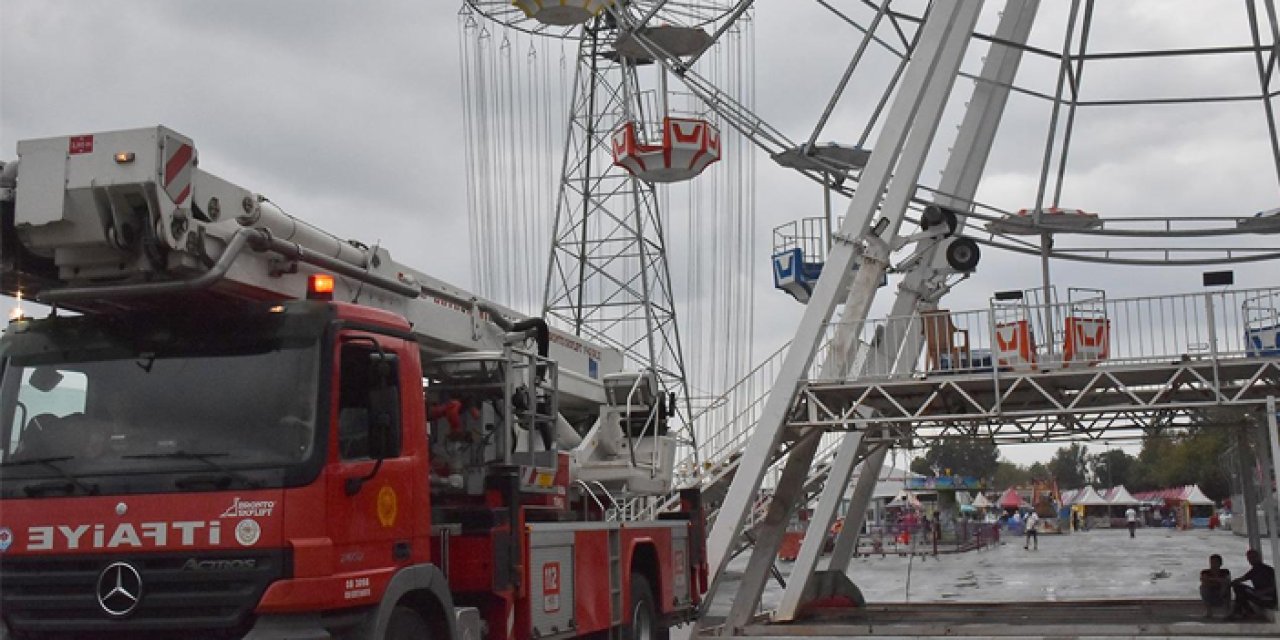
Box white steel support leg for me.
[719,428,823,623]
[704,4,986,633]
[829,0,1039,569]
[1251,419,1279,562]
[1266,397,1280,564]
[773,0,1040,621]
[932,0,1041,209]
[775,430,866,620]
[829,443,890,569]
[1236,427,1264,552]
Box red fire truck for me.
[0,127,705,640]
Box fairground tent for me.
[1180,485,1214,506]
[972,492,992,509]
[1134,485,1215,506]
[1103,485,1142,506]
[1071,486,1110,506]
[886,489,922,509]
[997,487,1028,509]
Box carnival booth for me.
[1072,486,1111,528]
[1060,488,1085,531]
[885,489,925,544]
[1103,485,1144,528]
[996,487,1031,532]
[1135,485,1216,529]
[971,491,993,513]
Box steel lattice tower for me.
[541,20,692,434]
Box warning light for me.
[307,274,335,301]
[269,305,286,314]
[114,152,136,164]
[8,291,25,321]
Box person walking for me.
[1024,511,1040,550]
[1125,506,1138,538]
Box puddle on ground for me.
[955,571,979,590]
[1150,570,1170,581]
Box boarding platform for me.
[792,287,1280,444]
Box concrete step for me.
[708,600,1280,638]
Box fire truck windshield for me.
[0,306,329,497]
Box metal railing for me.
[637,329,859,520]
[813,286,1280,382]
[678,341,792,486]
[772,217,830,264]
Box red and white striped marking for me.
[163,135,194,205]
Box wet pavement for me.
[716,526,1250,612]
[687,526,1280,637]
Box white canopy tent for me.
[1182,484,1215,506]
[1073,486,1110,506]
[1104,485,1143,506]
[886,489,922,509]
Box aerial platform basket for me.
[511,0,615,26]
[610,117,721,184]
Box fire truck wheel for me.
[385,605,431,640]
[627,574,668,640]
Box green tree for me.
[1131,432,1175,491]
[1089,449,1137,488]
[1181,429,1230,500]
[1129,428,1231,500]
[992,459,1031,489]
[918,438,1000,480]
[909,456,933,477]
[1047,443,1089,488]
[1027,461,1049,483]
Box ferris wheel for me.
[461,0,1280,497]
[461,2,1280,626]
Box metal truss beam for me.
[795,359,1280,433]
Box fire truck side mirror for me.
[366,352,401,460]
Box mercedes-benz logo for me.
[96,562,142,617]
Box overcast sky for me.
[3,1,1277,467]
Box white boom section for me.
[1,127,621,410]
